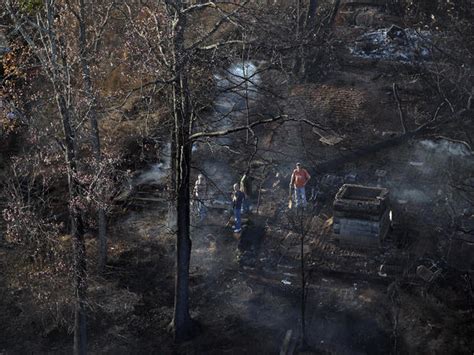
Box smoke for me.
[384,139,473,212]
[215,61,261,97]
[134,62,261,188]
[189,61,262,281]
[350,27,431,62]
[419,139,470,157]
[212,61,261,124]
[134,143,171,186]
[391,188,431,204]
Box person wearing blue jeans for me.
[290,162,311,208]
[294,186,307,208]
[197,200,207,222]
[232,183,245,233]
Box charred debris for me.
[0,0,473,354]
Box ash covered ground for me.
[1,8,473,355]
[77,54,473,353]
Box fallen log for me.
[309,109,472,176]
[310,131,418,175]
[245,266,394,291]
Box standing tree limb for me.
[393,83,407,134]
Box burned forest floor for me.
[1,19,474,355]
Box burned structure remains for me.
[333,184,391,247]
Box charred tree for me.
[124,0,307,342]
[168,1,194,341]
[287,206,314,350]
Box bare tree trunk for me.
[73,215,87,355]
[301,0,319,78]
[292,0,304,77]
[328,0,341,27]
[98,208,106,270]
[294,0,320,79]
[77,0,107,273]
[170,3,194,341]
[56,80,87,355]
[305,0,318,31]
[167,128,177,230]
[393,83,407,134]
[288,208,310,350]
[56,72,88,355]
[298,210,308,348]
[300,230,306,346]
[173,132,193,341]
[44,2,87,352]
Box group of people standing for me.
[192,162,311,233]
[192,168,253,233]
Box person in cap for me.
[290,162,311,208]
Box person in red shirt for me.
[290,162,311,208]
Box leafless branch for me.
[198,39,245,51]
[181,1,217,14]
[186,0,249,52]
[393,83,407,134]
[189,114,287,140]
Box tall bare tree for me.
[4,1,95,352]
[122,0,294,340]
[70,0,114,272]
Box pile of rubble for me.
[350,25,432,62]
